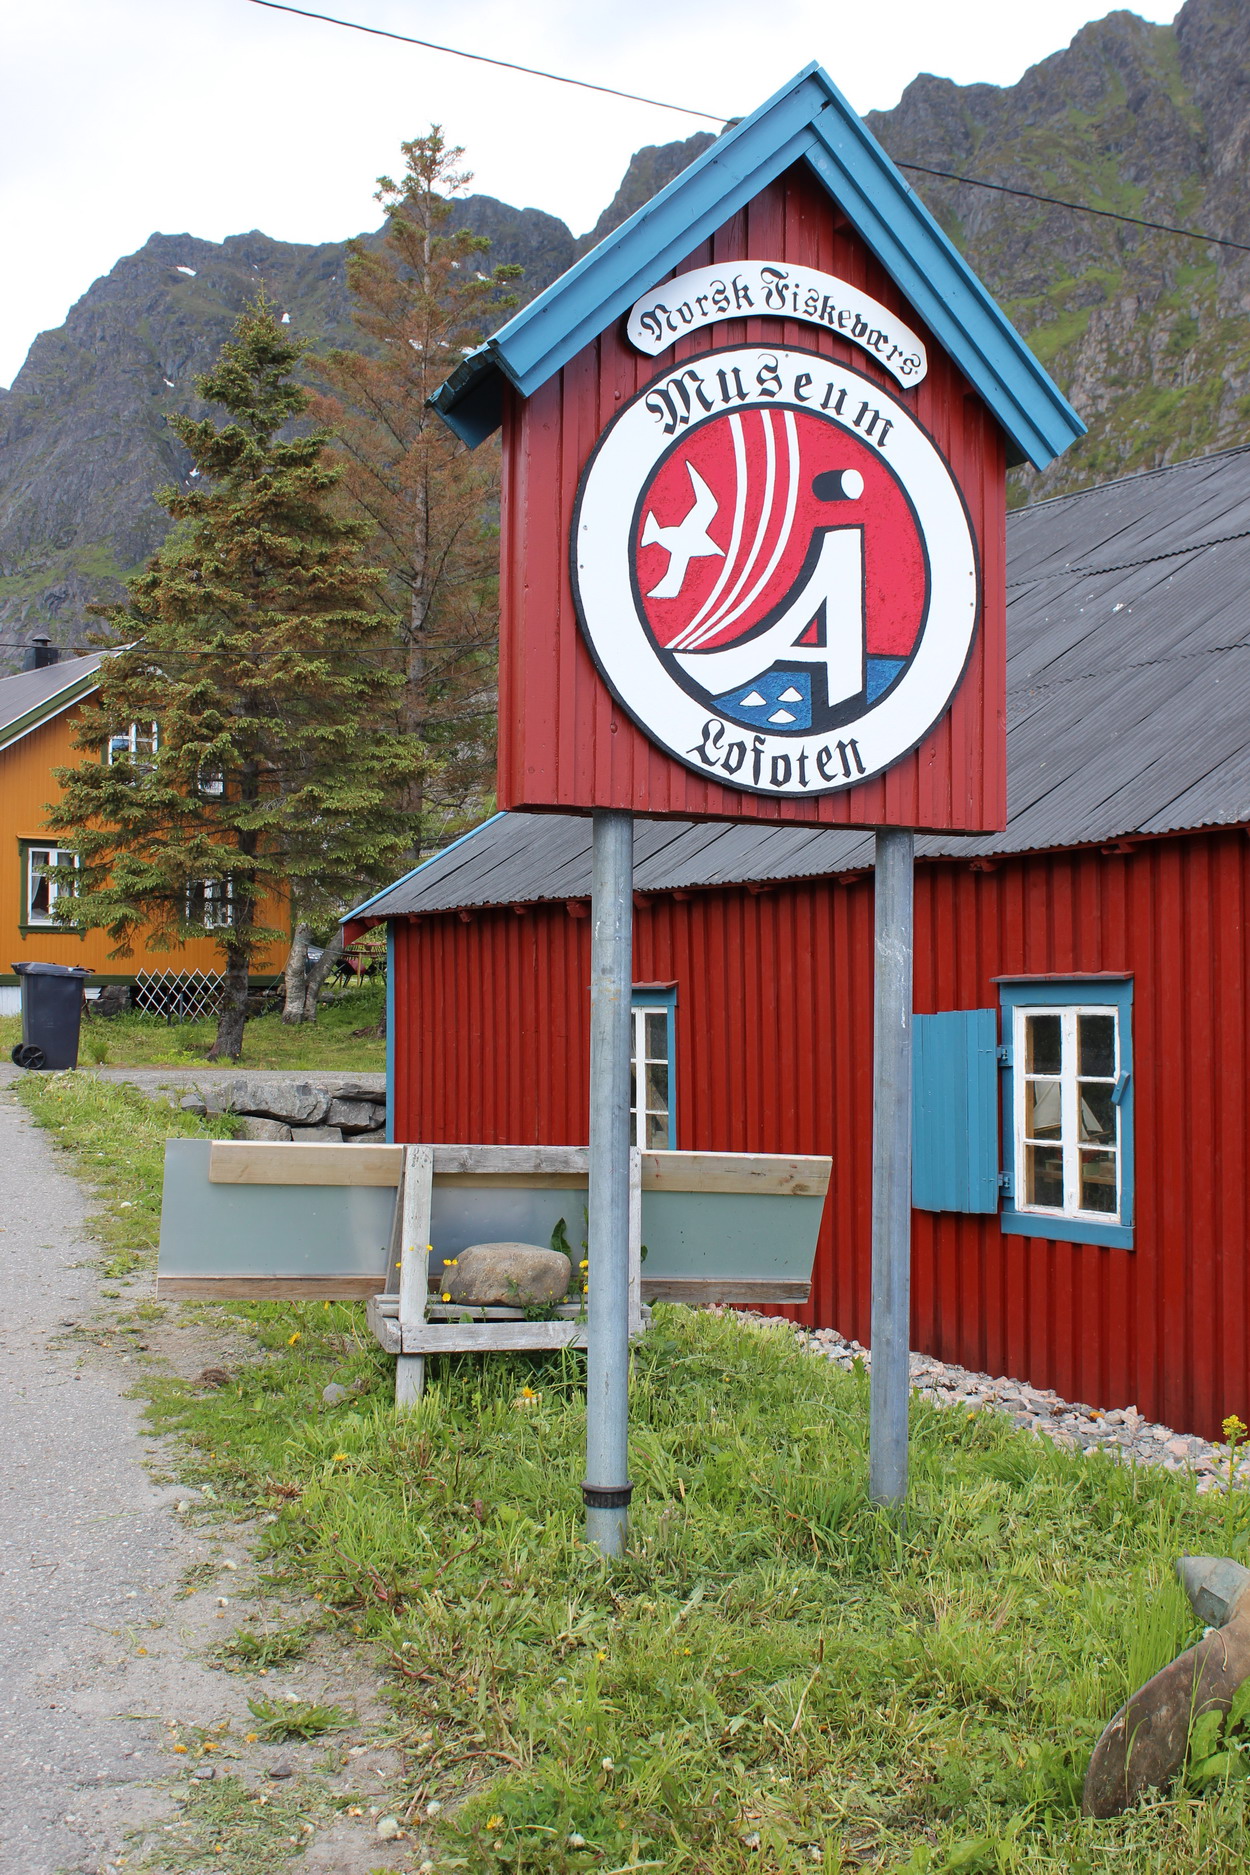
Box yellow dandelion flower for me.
[287,1332,301,1346]
[486,1814,504,1831]
[245,1732,259,1743]
[332,1452,349,1462]
[442,1292,452,1302]
[596,1650,607,1662]
[443,1259,453,1267]
[579,1260,589,1270]
[173,1743,188,1754]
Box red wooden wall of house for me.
[391,826,1249,1440]
[499,160,1008,833]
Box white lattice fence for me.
[134,971,224,1022]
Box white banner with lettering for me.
[627,262,927,388]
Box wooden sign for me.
[434,65,1083,832]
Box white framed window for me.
[629,992,675,1149]
[24,844,77,924]
[1012,1003,1123,1223]
[106,722,158,769]
[185,878,233,929]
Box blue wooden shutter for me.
[912,1009,999,1213]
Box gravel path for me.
[0,1074,186,1872]
[797,1325,1246,1488]
[0,1066,414,1875]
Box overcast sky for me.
[1,0,1179,389]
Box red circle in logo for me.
[632,405,928,735]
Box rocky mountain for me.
[3,0,1250,659]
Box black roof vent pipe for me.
[21,635,60,671]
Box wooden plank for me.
[641,1151,831,1197]
[399,1145,434,1335]
[433,1172,589,1190]
[157,1274,387,1299]
[209,1140,829,1196]
[640,1278,812,1304]
[209,1141,591,1188]
[401,1320,588,1353]
[628,1146,643,1334]
[210,1141,401,1185]
[366,1295,401,1353]
[432,1145,589,1177]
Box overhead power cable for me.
[249,0,1250,258]
[246,0,725,123]
[896,162,1250,257]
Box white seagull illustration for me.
[641,464,724,599]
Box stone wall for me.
[179,1076,387,1143]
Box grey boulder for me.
[445,1244,572,1307]
[238,1115,294,1142]
[327,1097,380,1132]
[299,1124,344,1143]
[225,1078,330,1125]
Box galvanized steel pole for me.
[869,827,914,1509]
[584,809,634,1555]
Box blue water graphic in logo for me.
[713,655,907,731]
[866,656,905,702]
[714,669,813,731]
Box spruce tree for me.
[52,298,422,1060]
[309,128,520,855]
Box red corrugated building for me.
[348,445,1250,1442]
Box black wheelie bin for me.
[9,961,92,1070]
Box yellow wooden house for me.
[0,647,285,1015]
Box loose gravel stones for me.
[784,1322,1250,1491]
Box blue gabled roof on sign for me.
[432,62,1084,471]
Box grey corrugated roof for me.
[0,653,103,745]
[357,445,1250,917]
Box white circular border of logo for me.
[571,346,980,796]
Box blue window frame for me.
[631,984,676,1149]
[997,977,1134,1250]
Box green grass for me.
[17,1071,1250,1873]
[1,980,385,1071]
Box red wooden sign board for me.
[497,166,1006,833]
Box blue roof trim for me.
[432,63,1083,470]
[341,811,507,924]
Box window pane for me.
[645,1062,669,1115]
[1078,1084,1116,1145]
[1079,1013,1116,1078]
[29,850,52,918]
[644,1010,667,1060]
[1024,1078,1062,1140]
[645,1110,670,1148]
[629,1061,637,1110]
[1025,1144,1064,1208]
[1025,1013,1062,1075]
[1080,1150,1118,1213]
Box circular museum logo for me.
[571,346,980,796]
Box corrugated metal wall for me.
[393,826,1249,1439]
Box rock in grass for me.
[239,1115,293,1142]
[322,1382,349,1405]
[445,1244,571,1307]
[179,1094,207,1116]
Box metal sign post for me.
[584,808,634,1554]
[869,826,914,1508]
